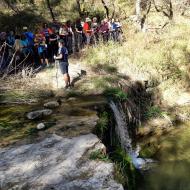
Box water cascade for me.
[109,100,154,170]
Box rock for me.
[68,97,77,101]
[0,134,124,190]
[37,123,45,130]
[26,109,53,120]
[44,101,59,108]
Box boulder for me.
[68,97,77,101]
[0,134,124,190]
[44,101,59,108]
[26,109,53,120]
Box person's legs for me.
[38,49,44,65]
[59,62,71,88]
[63,73,71,87]
[43,50,49,67]
[86,34,91,48]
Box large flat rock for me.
[0,134,123,190]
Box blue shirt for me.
[58,47,68,62]
[24,32,34,46]
[111,23,117,31]
[7,35,15,46]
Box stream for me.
[138,123,190,190]
[109,100,190,190]
[1,90,190,189]
[0,95,106,147]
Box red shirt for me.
[83,22,92,34]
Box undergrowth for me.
[144,106,167,119]
[89,150,109,161]
[104,87,128,101]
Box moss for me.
[104,87,128,101]
[95,111,109,139]
[65,90,83,98]
[0,89,54,104]
[144,106,167,119]
[94,106,139,190]
[139,144,158,158]
[110,147,138,190]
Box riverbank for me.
[1,31,190,189]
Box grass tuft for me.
[89,150,109,162]
[104,87,128,101]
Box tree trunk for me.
[46,0,55,21]
[136,0,151,31]
[153,0,173,20]
[3,0,20,14]
[76,0,82,16]
[101,0,109,18]
[136,0,143,30]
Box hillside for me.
[1,0,190,190]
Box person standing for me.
[59,20,69,47]
[23,26,34,51]
[99,18,109,42]
[83,17,92,46]
[75,18,83,51]
[49,29,58,63]
[42,23,52,60]
[34,28,49,67]
[54,39,71,89]
[66,20,74,54]
[110,18,117,41]
[7,31,15,47]
[115,18,123,42]
[91,17,99,44]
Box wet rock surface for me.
[44,101,60,108]
[0,94,123,189]
[0,134,123,190]
[26,109,53,120]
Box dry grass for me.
[81,20,190,107]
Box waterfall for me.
[109,101,154,170]
[109,101,133,155]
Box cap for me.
[85,17,91,22]
[23,26,28,30]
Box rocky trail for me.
[0,62,124,190]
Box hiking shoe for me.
[64,85,72,90]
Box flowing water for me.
[2,90,190,190]
[109,101,153,170]
[109,101,133,154]
[0,95,106,147]
[110,100,190,190]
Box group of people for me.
[0,16,122,88]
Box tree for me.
[2,0,20,13]
[101,0,109,18]
[46,0,55,21]
[136,0,151,31]
[153,0,173,20]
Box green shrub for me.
[104,87,128,101]
[96,111,109,138]
[89,150,109,161]
[26,127,38,135]
[110,147,136,190]
[144,106,167,119]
